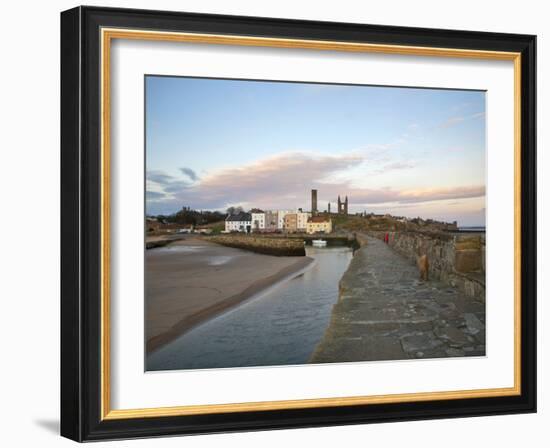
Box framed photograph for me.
[60,6,536,441]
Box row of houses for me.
[225,209,332,234]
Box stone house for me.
[277,210,293,229]
[306,216,332,234]
[264,210,278,232]
[283,213,298,232]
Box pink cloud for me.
[146,151,484,214]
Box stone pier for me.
[310,237,485,363]
[369,230,485,301]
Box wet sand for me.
[146,237,313,353]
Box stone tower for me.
[345,196,349,215]
[311,189,318,214]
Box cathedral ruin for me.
[337,195,349,215]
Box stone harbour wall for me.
[207,235,306,256]
[369,231,485,301]
[354,232,369,248]
[310,236,486,363]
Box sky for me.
[145,76,486,226]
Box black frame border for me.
[61,6,536,442]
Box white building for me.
[225,212,252,233]
[250,210,265,231]
[297,211,312,231]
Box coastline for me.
[146,238,314,354]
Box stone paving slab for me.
[310,237,486,363]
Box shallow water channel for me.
[147,245,353,371]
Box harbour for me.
[146,245,353,371]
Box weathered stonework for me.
[310,237,485,364]
[369,231,485,302]
[207,235,306,256]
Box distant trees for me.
[158,206,225,225]
[226,206,244,216]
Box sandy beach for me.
[146,237,313,353]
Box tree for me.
[226,206,243,216]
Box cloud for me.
[440,116,465,128]
[439,111,485,129]
[146,170,191,204]
[180,167,198,182]
[146,170,177,185]
[362,196,486,227]
[373,185,485,204]
[374,161,415,173]
[146,191,166,200]
[146,151,485,215]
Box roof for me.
[308,216,331,223]
[249,208,264,213]
[226,212,252,222]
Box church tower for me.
[344,196,349,215]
